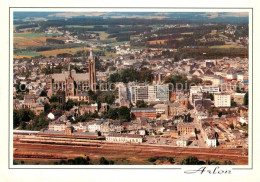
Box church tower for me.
[88,49,96,91]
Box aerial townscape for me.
[13,12,249,165]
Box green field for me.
[14,51,40,57]
[100,51,117,59]
[14,32,62,38]
[65,25,109,28]
[109,41,130,46]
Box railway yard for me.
[13,134,248,165]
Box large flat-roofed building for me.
[131,108,157,119]
[214,93,231,107]
[127,84,169,105]
[106,133,143,143]
[201,86,220,93]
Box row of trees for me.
[109,68,153,83]
[156,47,248,60]
[164,74,203,91]
[13,109,51,131]
[180,156,234,165]
[101,106,133,123]
[14,156,115,165]
[56,156,114,165]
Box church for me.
[47,49,96,102]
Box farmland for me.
[14,47,100,58]
[209,45,245,49]
[14,32,65,48]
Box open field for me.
[97,31,113,40]
[181,32,193,35]
[100,51,117,59]
[148,40,167,45]
[13,136,248,165]
[14,47,100,58]
[65,25,109,28]
[38,47,85,57]
[14,32,65,49]
[209,45,245,49]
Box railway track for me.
[13,135,248,164]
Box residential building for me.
[177,122,196,136]
[214,93,231,107]
[234,93,246,105]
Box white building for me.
[212,76,225,87]
[48,121,69,131]
[206,134,217,147]
[239,116,248,124]
[106,133,143,143]
[153,103,166,114]
[190,86,202,95]
[128,84,169,104]
[201,86,220,93]
[88,122,102,132]
[71,122,88,132]
[237,74,244,82]
[176,136,189,147]
[214,93,231,107]
[226,73,237,80]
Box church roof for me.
[52,72,89,82]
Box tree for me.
[118,106,131,122]
[181,156,200,165]
[44,103,51,113]
[136,100,148,108]
[223,160,234,165]
[97,92,115,105]
[167,157,174,164]
[148,157,157,162]
[73,157,90,165]
[218,111,223,118]
[231,98,237,107]
[107,109,119,120]
[40,90,47,96]
[230,123,234,130]
[64,99,75,111]
[13,109,35,129]
[174,54,180,62]
[244,92,248,106]
[189,76,203,86]
[165,73,188,90]
[30,113,50,130]
[130,113,136,120]
[208,160,220,165]
[49,95,59,103]
[99,157,110,165]
[109,73,120,83]
[19,121,27,130]
[88,90,97,101]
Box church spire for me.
[88,48,96,91]
[83,46,86,64]
[68,56,71,77]
[89,48,94,60]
